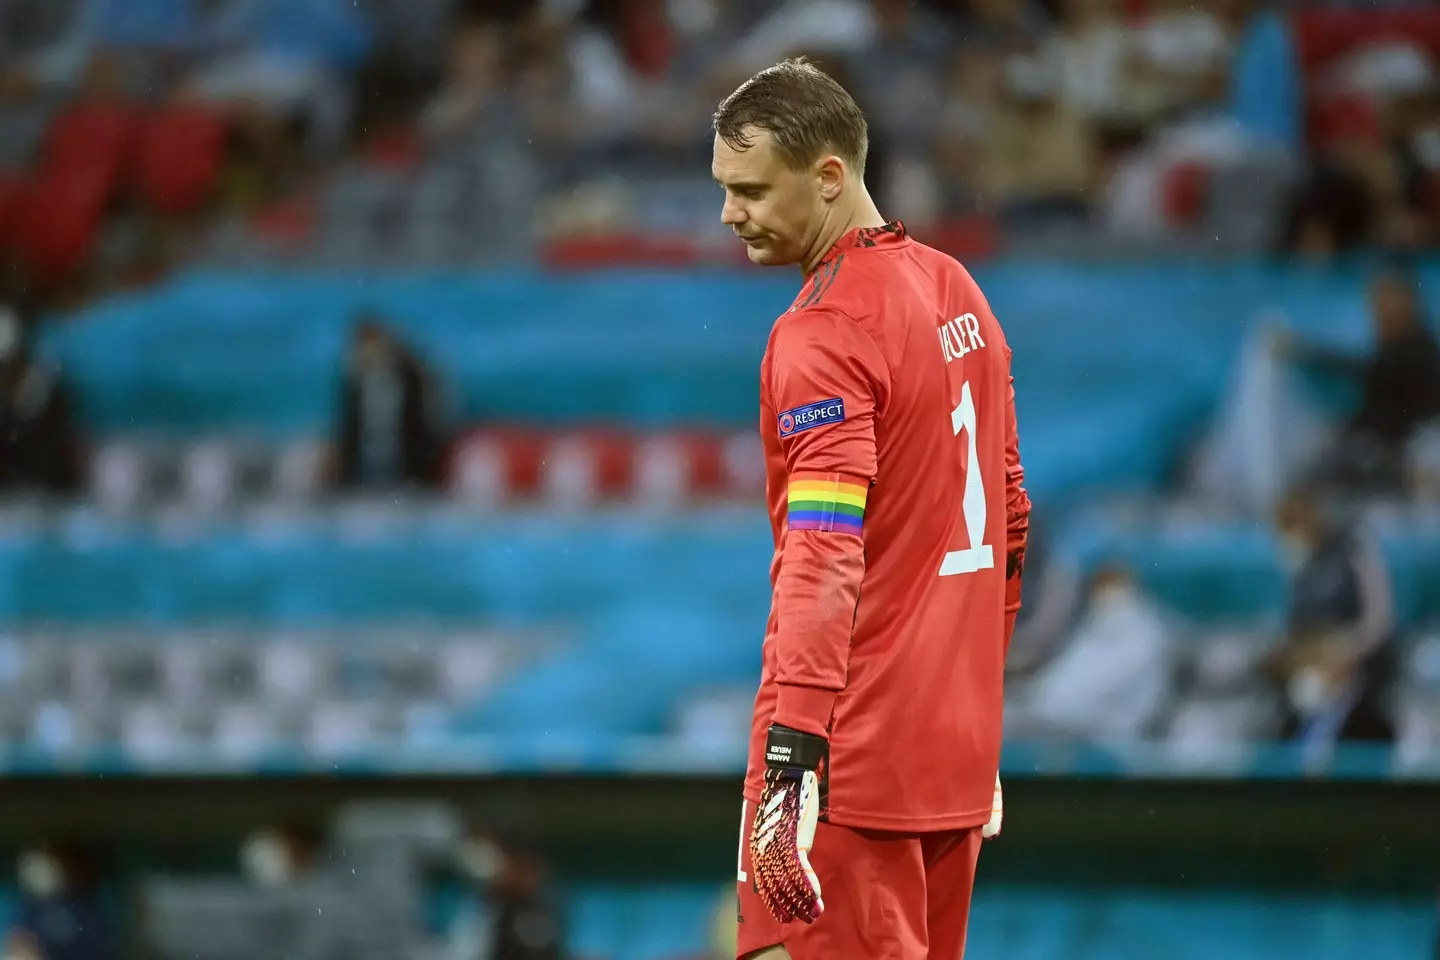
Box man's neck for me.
[802,191,887,276]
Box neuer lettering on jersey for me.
[778,398,846,437]
[939,313,986,364]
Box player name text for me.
[939,313,986,364]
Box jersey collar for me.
[813,220,909,272]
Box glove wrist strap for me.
[764,724,827,771]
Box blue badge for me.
[778,398,846,437]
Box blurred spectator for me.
[847,0,950,143]
[1004,521,1084,678]
[979,50,1097,222]
[1130,0,1234,122]
[1277,265,1440,494]
[1191,314,1329,513]
[333,316,446,493]
[1046,0,1130,123]
[932,45,1097,223]
[238,824,323,888]
[961,0,1049,55]
[1007,565,1179,742]
[511,0,640,156]
[7,0,192,97]
[1283,33,1437,256]
[728,0,875,76]
[184,0,373,153]
[1267,488,1397,751]
[419,15,510,149]
[0,305,82,494]
[452,833,566,960]
[8,842,117,960]
[1280,149,1384,258]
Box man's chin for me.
[743,242,792,267]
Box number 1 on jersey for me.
[939,381,994,577]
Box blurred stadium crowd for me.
[2,0,1440,959]
[0,0,1438,299]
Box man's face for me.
[713,128,828,268]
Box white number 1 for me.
[939,381,994,577]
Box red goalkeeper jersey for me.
[743,221,1031,832]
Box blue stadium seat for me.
[565,883,718,960]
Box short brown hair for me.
[713,58,869,174]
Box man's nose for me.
[721,196,746,226]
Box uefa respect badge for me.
[778,398,846,437]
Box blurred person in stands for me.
[933,44,1096,225]
[1274,264,1440,494]
[512,0,640,157]
[6,842,117,960]
[1267,488,1397,751]
[1006,565,1179,741]
[238,824,323,888]
[726,0,877,78]
[1281,45,1435,257]
[449,832,565,960]
[1128,0,1235,122]
[839,2,951,227]
[419,14,511,149]
[960,0,1050,55]
[847,0,951,137]
[1,0,189,98]
[0,305,82,494]
[333,315,445,492]
[977,50,1097,223]
[1001,519,1083,678]
[184,0,373,151]
[1045,0,1131,123]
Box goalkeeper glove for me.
[749,724,826,924]
[982,773,1003,839]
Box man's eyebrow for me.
[714,177,767,190]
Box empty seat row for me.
[71,430,767,512]
[0,626,529,706]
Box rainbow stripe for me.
[787,474,867,535]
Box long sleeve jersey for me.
[744,221,1031,832]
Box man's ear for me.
[816,156,846,203]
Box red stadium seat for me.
[1292,6,1440,73]
[1162,161,1209,228]
[447,428,767,505]
[620,0,674,77]
[361,127,421,171]
[13,166,111,283]
[1292,6,1440,150]
[133,107,228,215]
[42,101,139,199]
[1307,95,1381,149]
[0,171,25,251]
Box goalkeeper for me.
[712,60,1031,960]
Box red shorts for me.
[735,800,983,960]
